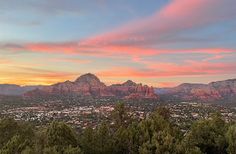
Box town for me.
[1,98,235,131]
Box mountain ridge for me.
[23,73,158,99]
[1,75,236,103]
[0,84,44,96]
[155,78,236,103]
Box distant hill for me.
[0,84,43,96]
[155,79,236,103]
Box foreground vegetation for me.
[0,103,236,154]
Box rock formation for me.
[156,79,236,103]
[24,73,158,99]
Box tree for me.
[94,122,113,154]
[43,146,59,154]
[137,111,182,154]
[112,102,129,128]
[156,107,171,121]
[80,127,96,154]
[64,145,82,154]
[127,122,140,154]
[21,146,35,154]
[45,121,79,153]
[112,126,129,154]
[0,118,19,148]
[34,129,47,154]
[226,124,236,154]
[0,118,35,153]
[0,135,22,154]
[81,122,113,154]
[186,113,227,154]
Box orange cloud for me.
[0,58,12,64]
[0,67,78,85]
[158,82,179,88]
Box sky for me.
[0,0,236,87]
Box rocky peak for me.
[75,73,105,87]
[209,79,236,88]
[122,80,137,86]
[176,83,207,90]
[156,78,236,103]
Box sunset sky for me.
[0,0,236,87]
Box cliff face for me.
[109,81,157,99]
[156,79,236,103]
[24,73,158,99]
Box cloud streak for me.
[1,42,235,58]
[97,62,236,78]
[0,58,12,64]
[0,0,82,15]
[77,0,236,48]
[0,66,78,85]
[1,0,236,58]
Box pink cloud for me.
[51,58,91,64]
[203,55,225,62]
[77,0,236,48]
[2,42,234,58]
[97,61,236,78]
[1,0,236,58]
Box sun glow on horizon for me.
[1,0,236,86]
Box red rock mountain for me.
[156,79,236,103]
[24,73,158,99]
[109,80,157,99]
